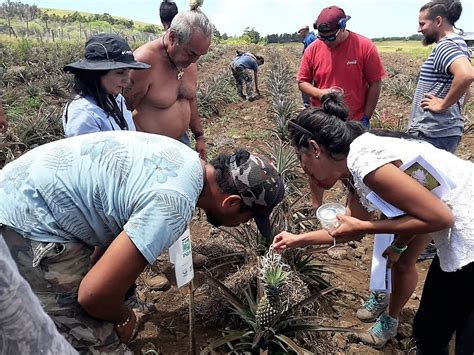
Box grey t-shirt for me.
[408,35,470,138]
[0,232,77,354]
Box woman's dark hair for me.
[420,0,463,26]
[288,92,364,159]
[209,149,252,213]
[160,0,178,29]
[66,70,128,130]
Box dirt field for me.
[124,46,473,355]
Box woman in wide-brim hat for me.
[62,33,150,137]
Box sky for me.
[15,0,474,39]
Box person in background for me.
[298,5,385,209]
[230,51,264,101]
[272,92,473,352]
[62,33,149,137]
[298,5,385,129]
[408,1,473,348]
[125,1,211,160]
[159,0,195,151]
[298,25,317,53]
[0,131,285,353]
[159,0,178,30]
[297,26,317,108]
[408,0,472,154]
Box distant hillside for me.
[0,1,161,43]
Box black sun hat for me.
[64,33,150,73]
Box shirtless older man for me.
[125,5,212,160]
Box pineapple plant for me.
[256,249,289,328]
[266,51,299,141]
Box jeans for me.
[414,132,461,154]
[179,130,191,147]
[360,114,370,129]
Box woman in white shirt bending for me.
[273,92,473,354]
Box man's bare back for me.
[125,30,210,143]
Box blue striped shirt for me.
[408,35,470,137]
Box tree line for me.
[0,0,159,41]
[0,1,423,44]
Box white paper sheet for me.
[168,228,194,288]
[370,234,394,293]
[366,154,455,218]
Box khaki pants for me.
[2,226,132,355]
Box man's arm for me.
[123,69,151,111]
[297,46,333,101]
[0,99,8,133]
[364,80,382,118]
[189,96,207,160]
[298,82,332,100]
[462,86,471,111]
[254,70,260,95]
[421,56,473,112]
[78,231,148,342]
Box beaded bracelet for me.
[116,314,131,328]
[390,241,408,254]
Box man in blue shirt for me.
[231,51,264,101]
[298,25,317,52]
[0,131,284,353]
[297,26,317,108]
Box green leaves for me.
[203,271,343,354]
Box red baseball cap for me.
[314,6,351,32]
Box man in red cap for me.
[297,5,385,208]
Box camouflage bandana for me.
[229,152,285,238]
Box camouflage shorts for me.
[231,64,254,98]
[2,226,132,355]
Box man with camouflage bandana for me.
[0,131,284,353]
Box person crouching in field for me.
[62,33,150,137]
[230,51,264,101]
[272,92,474,353]
[0,131,284,353]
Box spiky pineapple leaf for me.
[243,287,257,315]
[200,330,254,355]
[274,334,314,355]
[281,287,336,320]
[205,274,257,328]
[283,322,360,334]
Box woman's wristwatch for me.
[390,240,408,254]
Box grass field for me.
[375,40,433,57]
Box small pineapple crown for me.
[189,0,204,11]
[259,247,290,285]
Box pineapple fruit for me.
[256,251,289,328]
